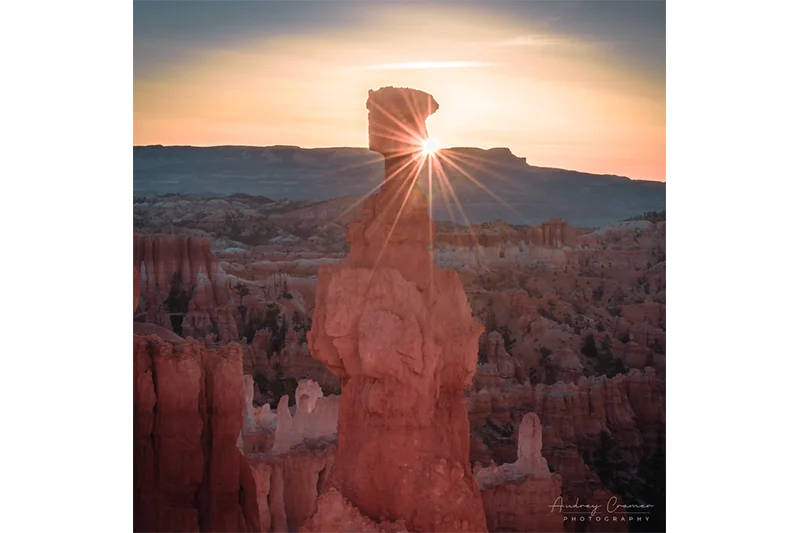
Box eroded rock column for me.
[306,87,487,532]
[133,335,260,532]
[475,413,565,533]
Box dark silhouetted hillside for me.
[133,145,665,227]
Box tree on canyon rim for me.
[234,281,249,307]
[292,311,310,343]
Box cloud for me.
[490,35,570,47]
[362,61,497,70]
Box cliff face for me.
[133,334,259,532]
[305,87,487,533]
[134,234,238,342]
[469,370,664,464]
[527,218,577,248]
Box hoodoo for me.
[304,87,488,532]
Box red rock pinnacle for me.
[305,87,487,532]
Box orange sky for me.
[134,3,665,181]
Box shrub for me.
[593,283,605,302]
[252,371,271,395]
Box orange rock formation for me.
[133,334,259,532]
[246,436,338,532]
[134,234,238,342]
[305,87,487,532]
[527,218,577,248]
[476,413,565,533]
[134,265,141,313]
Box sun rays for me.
[435,149,529,223]
[422,138,439,155]
[317,88,530,274]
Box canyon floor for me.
[134,192,666,533]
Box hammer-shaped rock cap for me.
[366,86,439,116]
[366,86,439,154]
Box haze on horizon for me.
[134,0,665,182]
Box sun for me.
[422,138,439,155]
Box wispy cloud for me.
[363,61,497,70]
[490,35,568,47]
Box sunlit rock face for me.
[305,87,487,533]
[366,86,438,156]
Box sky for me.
[134,0,665,182]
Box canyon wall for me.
[134,234,239,342]
[469,368,664,460]
[468,368,664,532]
[135,328,341,533]
[133,334,259,532]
